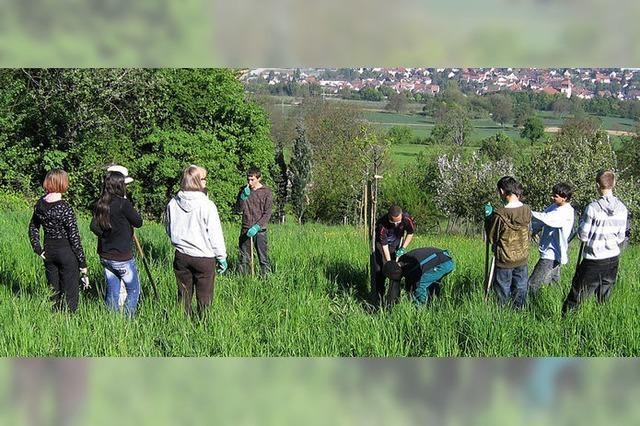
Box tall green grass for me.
[2,199,638,356]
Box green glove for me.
[483,202,493,218]
[217,258,228,274]
[239,185,251,201]
[246,224,261,238]
[396,247,406,258]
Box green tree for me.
[384,92,408,113]
[561,114,602,138]
[435,152,515,224]
[379,151,441,229]
[0,69,275,219]
[290,120,312,223]
[489,94,514,127]
[300,98,381,223]
[360,87,383,102]
[479,132,515,162]
[618,129,640,179]
[385,125,415,145]
[520,116,545,142]
[431,104,472,146]
[440,80,466,108]
[520,129,616,212]
[552,97,571,117]
[272,145,289,224]
[513,102,534,127]
[378,85,396,99]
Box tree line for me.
[1,70,638,241]
[0,69,274,220]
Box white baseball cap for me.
[107,165,134,184]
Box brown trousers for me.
[173,251,216,316]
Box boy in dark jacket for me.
[372,205,416,306]
[486,176,532,308]
[382,247,455,308]
[235,166,273,275]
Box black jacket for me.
[28,198,87,268]
[90,197,142,261]
[399,247,452,287]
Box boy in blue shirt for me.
[528,183,575,294]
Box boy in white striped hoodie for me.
[562,170,628,314]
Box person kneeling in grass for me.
[382,247,455,308]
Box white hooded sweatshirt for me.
[166,190,227,260]
[578,195,628,260]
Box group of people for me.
[371,170,628,313]
[482,171,628,313]
[28,164,273,317]
[28,162,628,317]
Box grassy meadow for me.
[2,194,639,356]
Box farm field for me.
[3,197,639,356]
[267,96,634,166]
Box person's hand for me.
[217,258,228,274]
[483,203,493,218]
[80,268,90,290]
[246,224,261,238]
[39,251,46,260]
[240,185,251,201]
[395,247,406,258]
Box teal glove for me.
[483,203,493,218]
[395,247,406,258]
[239,185,251,201]
[217,258,228,274]
[246,224,261,238]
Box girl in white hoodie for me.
[166,165,228,316]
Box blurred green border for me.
[0,1,638,66]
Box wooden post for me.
[250,236,255,276]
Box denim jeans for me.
[412,259,455,306]
[493,264,529,308]
[100,257,141,317]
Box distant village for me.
[243,68,640,101]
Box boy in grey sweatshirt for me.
[562,170,628,314]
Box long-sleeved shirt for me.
[375,212,416,248]
[28,198,87,268]
[531,202,575,264]
[488,201,531,268]
[90,196,143,261]
[166,190,227,260]
[235,186,273,232]
[578,195,628,260]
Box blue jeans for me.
[100,258,141,317]
[493,264,528,308]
